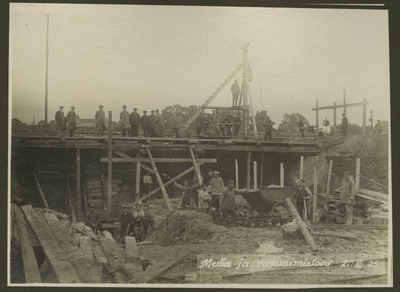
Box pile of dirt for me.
[148,210,226,246]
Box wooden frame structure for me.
[312,92,368,134]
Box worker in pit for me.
[231,79,241,106]
[142,203,155,239]
[86,203,98,232]
[131,203,145,241]
[340,171,356,224]
[181,180,193,208]
[220,179,247,226]
[294,178,313,222]
[210,171,225,212]
[198,184,212,213]
[120,205,133,238]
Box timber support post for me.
[253,160,257,189]
[145,147,173,211]
[136,152,141,200]
[313,163,318,223]
[363,97,367,134]
[189,147,202,185]
[326,160,333,194]
[107,111,112,214]
[315,99,319,128]
[246,151,251,189]
[235,159,239,189]
[280,163,284,187]
[33,172,49,209]
[260,152,264,187]
[356,158,361,191]
[76,148,82,221]
[300,156,304,179]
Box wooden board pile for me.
[10,203,156,284]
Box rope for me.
[360,174,388,189]
[256,58,264,110]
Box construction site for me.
[9,42,391,286]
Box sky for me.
[10,4,390,127]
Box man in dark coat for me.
[222,113,234,136]
[149,110,156,137]
[231,79,241,106]
[120,205,133,238]
[233,112,242,137]
[66,106,77,137]
[264,118,274,141]
[129,108,141,137]
[341,114,349,136]
[55,106,66,136]
[220,179,246,226]
[140,111,150,137]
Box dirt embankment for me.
[302,134,389,193]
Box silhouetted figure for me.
[120,105,130,137]
[231,79,241,106]
[55,106,66,137]
[66,106,76,137]
[341,114,349,136]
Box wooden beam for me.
[141,163,155,174]
[66,178,76,223]
[285,198,319,251]
[114,151,131,159]
[76,148,83,221]
[312,100,368,111]
[145,148,173,211]
[189,147,202,185]
[253,161,257,189]
[107,111,112,214]
[136,153,141,198]
[99,235,127,283]
[362,98,367,134]
[139,164,203,201]
[300,156,304,179]
[246,152,251,189]
[100,158,217,163]
[33,172,49,209]
[235,159,239,189]
[43,212,101,283]
[13,205,42,283]
[313,163,318,223]
[326,160,333,194]
[21,205,82,283]
[202,105,248,110]
[280,163,284,187]
[355,158,361,191]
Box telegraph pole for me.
[44,14,49,125]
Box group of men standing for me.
[55,106,77,137]
[119,202,155,241]
[119,105,166,137]
[196,110,243,137]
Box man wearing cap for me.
[210,171,225,212]
[181,180,193,208]
[220,179,247,226]
[142,204,155,239]
[95,105,107,136]
[294,178,313,222]
[231,79,241,106]
[141,110,150,137]
[129,108,141,137]
[66,106,77,137]
[203,170,214,187]
[340,171,355,224]
[149,110,156,137]
[55,106,66,136]
[119,105,130,137]
[120,205,133,238]
[132,203,145,241]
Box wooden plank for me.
[310,224,388,230]
[189,147,203,185]
[13,205,42,283]
[33,172,49,209]
[71,222,85,245]
[66,178,76,223]
[285,198,319,251]
[145,147,173,210]
[79,236,94,265]
[359,188,388,202]
[125,236,140,262]
[312,100,368,111]
[313,163,318,224]
[21,205,82,283]
[43,213,100,283]
[140,163,202,201]
[326,160,333,194]
[92,243,108,266]
[72,225,99,242]
[99,235,127,283]
[141,163,155,174]
[100,157,217,163]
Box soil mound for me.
[148,210,226,246]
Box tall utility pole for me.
[44,14,49,125]
[242,43,249,137]
[343,89,346,116]
[370,110,374,129]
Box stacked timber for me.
[10,203,157,284]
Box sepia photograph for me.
[8,2,392,287]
